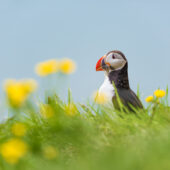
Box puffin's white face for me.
[96,51,127,72]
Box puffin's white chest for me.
[99,76,115,102]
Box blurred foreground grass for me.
[0,58,170,170]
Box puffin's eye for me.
[112,54,115,59]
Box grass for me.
[0,88,170,170]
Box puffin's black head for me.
[96,50,127,72]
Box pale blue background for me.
[0,0,170,102]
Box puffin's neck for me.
[108,63,130,89]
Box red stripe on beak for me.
[96,56,104,71]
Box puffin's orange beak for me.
[96,55,107,71]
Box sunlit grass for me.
[0,58,169,170]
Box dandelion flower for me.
[65,103,78,116]
[11,123,27,137]
[145,96,154,103]
[35,59,59,76]
[40,104,54,118]
[22,79,38,93]
[4,80,27,107]
[154,89,166,98]
[93,91,109,104]
[0,138,28,164]
[59,59,76,74]
[43,146,58,160]
[4,79,37,107]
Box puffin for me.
[96,50,143,111]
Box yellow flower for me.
[145,96,154,103]
[35,59,59,76]
[0,138,28,164]
[40,104,54,118]
[43,146,58,160]
[65,103,77,116]
[11,123,27,137]
[93,91,109,104]
[4,79,37,107]
[154,89,166,98]
[59,59,76,74]
[22,79,38,93]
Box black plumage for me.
[108,60,143,111]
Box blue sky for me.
[0,0,170,102]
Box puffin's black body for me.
[109,63,143,110]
